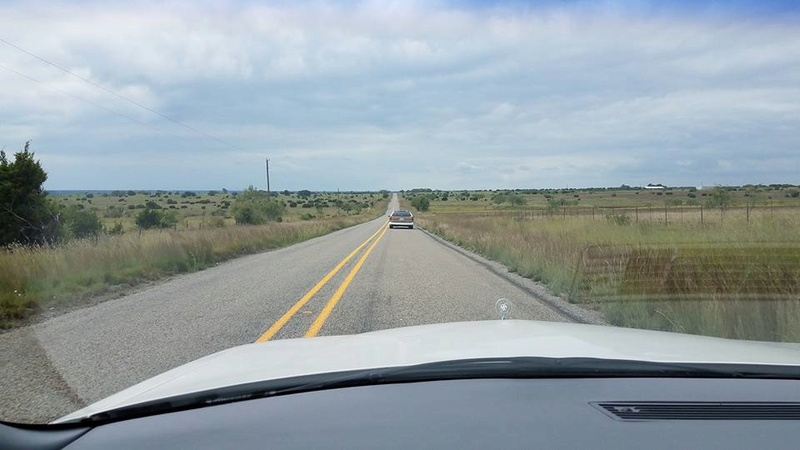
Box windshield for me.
[1,0,799,425]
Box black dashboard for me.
[5,377,800,449]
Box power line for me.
[0,62,164,133]
[0,37,243,151]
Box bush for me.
[106,205,124,218]
[160,211,179,229]
[107,222,125,235]
[208,217,226,228]
[63,206,103,239]
[411,195,430,212]
[135,208,163,230]
[606,213,631,226]
[232,186,285,225]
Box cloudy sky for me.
[0,0,798,191]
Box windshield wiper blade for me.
[308,357,778,383]
[71,369,380,425]
[71,357,799,425]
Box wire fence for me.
[433,203,795,226]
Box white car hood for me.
[55,320,800,423]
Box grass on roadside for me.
[415,209,800,342]
[0,201,388,328]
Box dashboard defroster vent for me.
[593,402,800,421]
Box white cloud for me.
[0,0,798,190]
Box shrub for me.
[411,195,430,212]
[135,208,163,230]
[208,217,226,228]
[106,205,124,218]
[232,186,285,225]
[63,206,103,239]
[606,213,631,226]
[107,222,124,235]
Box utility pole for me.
[265,158,271,199]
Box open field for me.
[0,195,389,327]
[405,186,800,341]
[51,190,390,232]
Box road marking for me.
[304,225,389,337]
[255,223,386,343]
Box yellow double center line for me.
[255,222,389,342]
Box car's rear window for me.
[392,211,412,216]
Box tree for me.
[508,193,527,206]
[0,142,61,245]
[135,208,163,230]
[297,190,312,199]
[232,186,285,225]
[491,192,526,206]
[745,187,759,223]
[410,195,430,212]
[705,187,732,220]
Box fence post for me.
[700,204,704,225]
[664,202,668,226]
[635,207,638,223]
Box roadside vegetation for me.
[0,142,390,327]
[404,186,800,342]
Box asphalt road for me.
[0,194,589,423]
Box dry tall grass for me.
[0,211,384,327]
[418,211,800,342]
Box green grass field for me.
[53,190,389,232]
[405,186,800,342]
